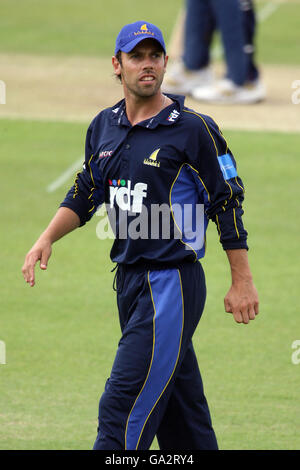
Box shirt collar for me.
[109,94,185,129]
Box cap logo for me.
[115,21,166,55]
[134,23,155,37]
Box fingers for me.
[233,304,257,324]
[224,297,231,314]
[248,304,257,321]
[224,297,259,325]
[224,298,243,323]
[233,310,245,324]
[22,244,51,287]
[40,248,50,270]
[254,299,259,316]
[22,252,39,287]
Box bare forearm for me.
[22,207,80,287]
[37,207,80,244]
[226,249,253,285]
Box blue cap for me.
[114,21,166,56]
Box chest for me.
[94,125,188,206]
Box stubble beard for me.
[122,72,164,100]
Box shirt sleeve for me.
[185,113,248,251]
[59,120,105,227]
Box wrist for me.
[37,231,54,246]
[230,266,253,284]
[231,275,253,286]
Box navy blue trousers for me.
[93,262,218,450]
[183,0,258,85]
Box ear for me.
[164,54,169,73]
[112,56,121,77]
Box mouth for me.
[139,74,156,83]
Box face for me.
[112,39,168,99]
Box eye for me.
[130,53,140,59]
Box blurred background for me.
[0,0,300,450]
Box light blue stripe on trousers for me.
[125,269,184,450]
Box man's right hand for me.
[21,207,81,287]
[22,238,52,287]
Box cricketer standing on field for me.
[22,21,259,450]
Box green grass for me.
[1,118,300,449]
[255,1,300,65]
[0,0,181,57]
[0,0,299,65]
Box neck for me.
[124,91,172,126]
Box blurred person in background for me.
[163,0,266,104]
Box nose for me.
[141,54,155,70]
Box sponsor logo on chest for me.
[143,148,161,168]
[99,150,113,159]
[108,179,148,213]
[167,109,180,122]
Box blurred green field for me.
[0,0,299,64]
[1,0,300,451]
[1,119,300,450]
[0,0,181,57]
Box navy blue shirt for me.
[61,94,248,265]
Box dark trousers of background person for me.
[183,0,259,85]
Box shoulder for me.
[89,106,114,127]
[180,106,228,156]
[181,106,220,133]
[89,98,125,129]
[165,94,219,132]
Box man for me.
[22,21,259,450]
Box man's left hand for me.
[224,280,259,324]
